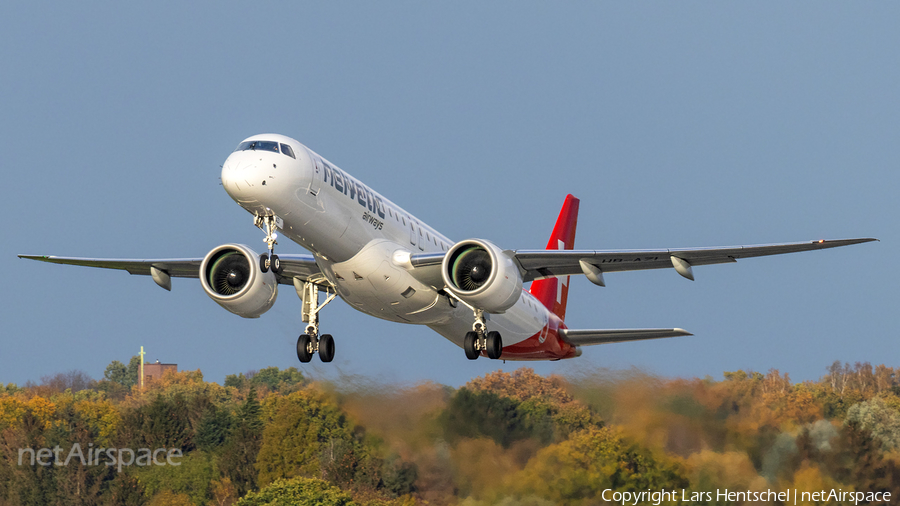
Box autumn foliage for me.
[1,361,900,505]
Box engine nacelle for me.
[442,239,523,313]
[200,244,278,318]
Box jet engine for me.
[442,239,523,313]
[200,244,278,318]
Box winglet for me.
[530,195,580,320]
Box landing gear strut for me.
[462,307,503,360]
[296,278,337,363]
[255,214,283,275]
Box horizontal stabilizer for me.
[558,328,692,346]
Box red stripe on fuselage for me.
[494,309,577,360]
[494,194,581,360]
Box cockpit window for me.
[234,140,280,153]
[280,143,296,159]
[254,141,279,152]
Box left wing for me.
[17,253,324,289]
[513,238,877,283]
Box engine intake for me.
[442,239,523,313]
[200,244,277,318]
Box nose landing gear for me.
[295,278,337,363]
[255,214,283,275]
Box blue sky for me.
[1,3,895,387]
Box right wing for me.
[559,328,692,346]
[405,238,877,287]
[17,253,325,289]
[514,238,877,282]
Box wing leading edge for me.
[514,238,878,283]
[17,254,324,289]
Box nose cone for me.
[222,154,256,201]
[220,150,278,215]
[220,136,313,215]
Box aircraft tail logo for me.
[530,194,579,321]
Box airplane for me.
[19,133,877,363]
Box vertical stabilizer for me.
[530,194,579,321]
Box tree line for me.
[1,360,899,505]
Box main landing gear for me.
[255,214,283,275]
[296,278,337,363]
[252,214,338,364]
[463,308,503,360]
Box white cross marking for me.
[557,239,567,304]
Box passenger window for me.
[280,144,296,158]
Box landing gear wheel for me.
[271,254,283,275]
[318,334,335,363]
[464,331,479,360]
[486,331,502,360]
[297,334,313,363]
[260,253,270,273]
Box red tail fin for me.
[530,194,579,321]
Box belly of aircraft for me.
[314,239,549,351]
[318,239,457,325]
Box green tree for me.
[826,421,900,498]
[443,386,594,448]
[195,404,234,451]
[121,393,193,451]
[136,451,217,505]
[236,477,356,506]
[513,428,688,505]
[1,408,56,506]
[381,455,418,497]
[104,360,129,385]
[224,373,249,390]
[103,473,147,506]
[251,367,305,392]
[225,367,305,393]
[845,397,900,450]
[255,388,356,486]
[446,369,597,447]
[220,388,264,496]
[40,396,118,504]
[147,490,193,506]
[443,389,549,446]
[102,355,141,388]
[127,355,142,387]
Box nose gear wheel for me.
[255,214,283,275]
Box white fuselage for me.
[220,134,550,351]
